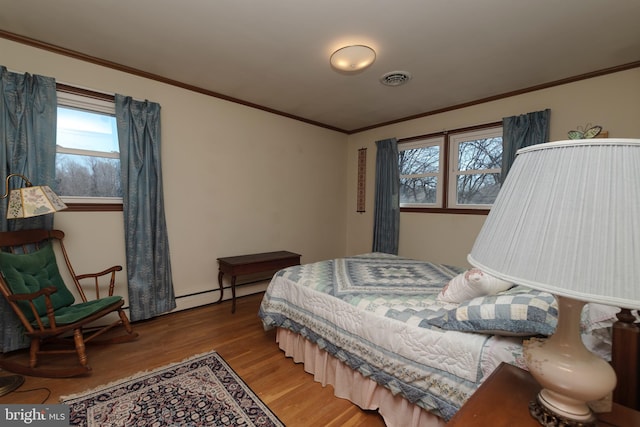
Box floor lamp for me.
[468,139,640,426]
[0,173,67,396]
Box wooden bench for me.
[217,251,301,313]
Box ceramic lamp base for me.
[529,394,596,426]
[524,296,616,426]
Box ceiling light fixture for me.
[330,45,376,73]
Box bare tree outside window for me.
[455,137,502,205]
[55,104,122,200]
[56,154,122,197]
[399,140,441,205]
[398,125,502,210]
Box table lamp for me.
[0,173,67,396]
[468,138,640,426]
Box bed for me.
[258,252,630,426]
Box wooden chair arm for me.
[7,286,57,302]
[8,286,58,331]
[74,265,123,300]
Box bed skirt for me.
[276,328,446,427]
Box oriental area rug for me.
[60,351,284,427]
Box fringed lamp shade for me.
[6,185,68,219]
[1,173,67,219]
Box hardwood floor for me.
[0,292,385,426]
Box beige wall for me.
[3,37,640,313]
[1,38,348,311]
[346,68,640,267]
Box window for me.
[399,124,502,212]
[448,128,502,209]
[55,90,122,205]
[399,136,444,207]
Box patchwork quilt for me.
[259,253,525,421]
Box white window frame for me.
[399,136,445,208]
[56,90,122,205]
[447,127,503,210]
[398,123,503,212]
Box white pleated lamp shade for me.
[468,138,640,309]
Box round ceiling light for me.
[380,71,412,87]
[330,45,376,72]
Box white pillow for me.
[437,268,512,303]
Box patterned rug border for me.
[60,350,284,427]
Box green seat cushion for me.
[0,243,75,322]
[37,295,122,326]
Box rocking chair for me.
[0,229,138,377]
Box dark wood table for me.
[217,251,301,313]
[448,362,640,426]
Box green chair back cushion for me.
[0,243,75,322]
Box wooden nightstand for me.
[447,362,640,427]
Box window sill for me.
[400,207,489,215]
[62,203,123,212]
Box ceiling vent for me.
[380,71,412,87]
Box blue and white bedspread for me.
[258,253,525,421]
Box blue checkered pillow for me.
[429,286,558,336]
